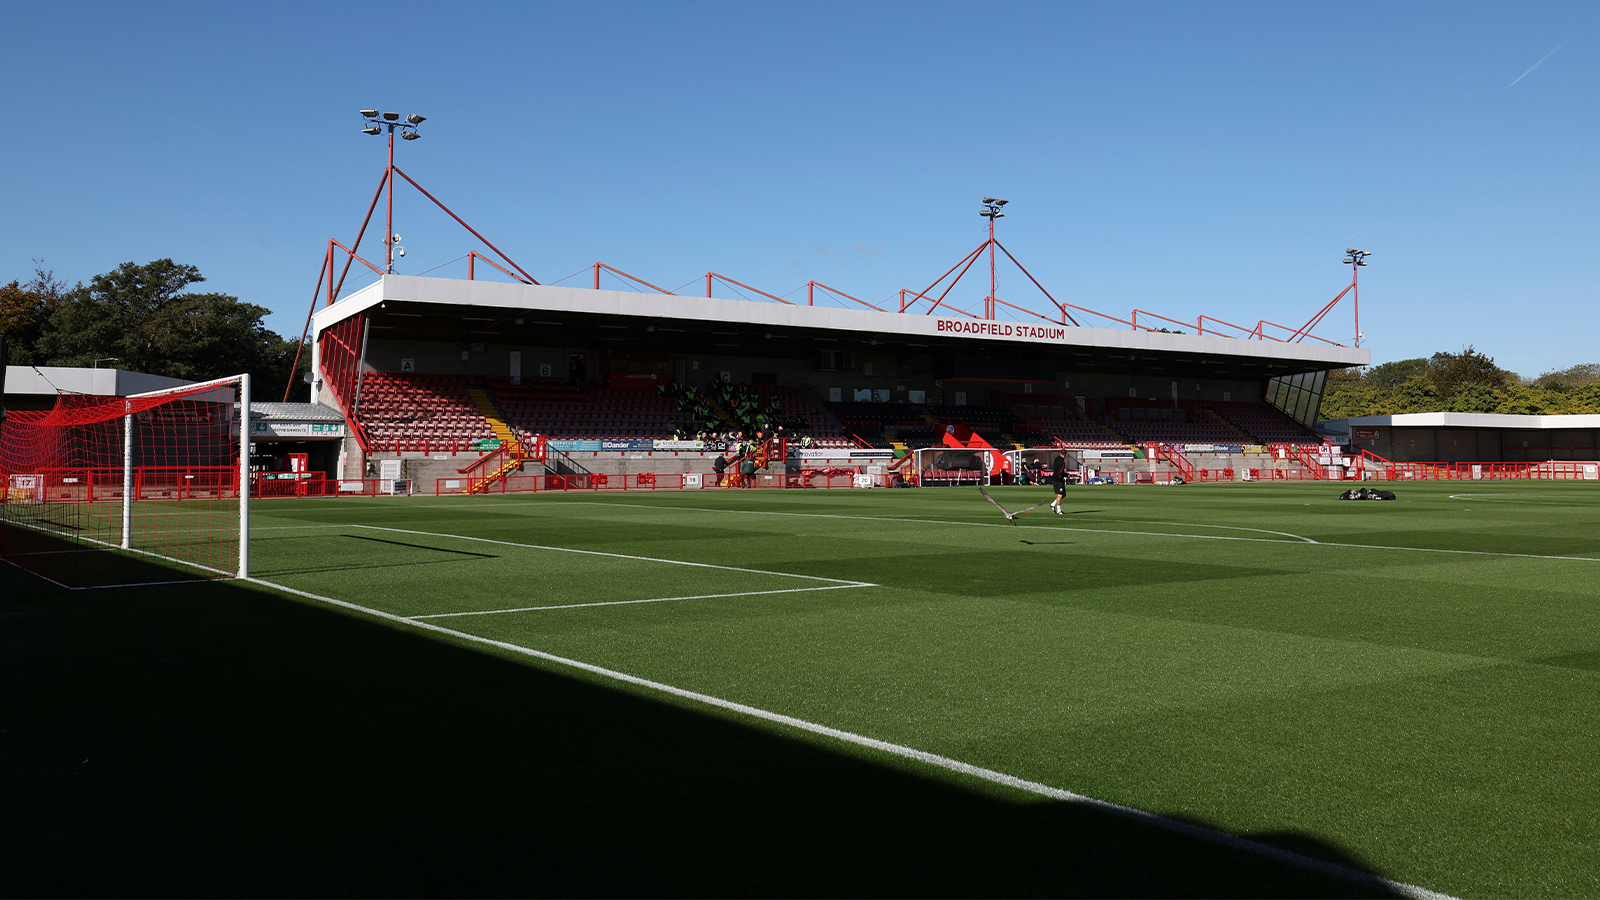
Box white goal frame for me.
[117,372,250,578]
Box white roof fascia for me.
[310,280,386,336]
[311,275,1369,368]
[3,366,192,397]
[1330,413,1600,430]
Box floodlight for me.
[361,109,379,118]
[383,111,399,121]
[982,197,998,203]
[401,130,420,140]
[405,113,426,124]
[994,199,1009,206]
[361,125,382,135]
[1346,248,1358,254]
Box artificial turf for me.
[4,480,1599,897]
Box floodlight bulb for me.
[360,109,379,118]
[383,111,399,121]
[361,125,381,135]
[401,130,420,140]
[982,197,998,204]
[405,113,426,124]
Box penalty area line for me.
[345,523,871,586]
[411,583,874,619]
[241,574,1452,900]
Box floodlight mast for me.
[1343,248,1371,347]
[979,198,1008,318]
[359,109,425,273]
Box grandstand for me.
[306,275,1365,485]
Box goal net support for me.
[0,374,250,588]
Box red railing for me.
[1146,442,1196,481]
[14,467,242,502]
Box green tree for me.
[1533,363,1600,391]
[33,259,310,400]
[1318,367,1386,419]
[1393,374,1442,413]
[1365,358,1430,392]
[0,264,68,365]
[1428,346,1513,396]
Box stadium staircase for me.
[462,387,528,492]
[1200,408,1255,444]
[1204,401,1321,446]
[467,387,522,453]
[1148,442,1197,480]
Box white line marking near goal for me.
[345,523,874,586]
[1447,493,1594,507]
[1,518,236,583]
[1,556,75,590]
[412,583,873,619]
[239,574,1455,900]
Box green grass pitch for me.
[4,481,1599,897]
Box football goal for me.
[0,374,250,589]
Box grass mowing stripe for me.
[345,523,875,585]
[509,499,1600,562]
[240,573,1453,900]
[410,583,876,618]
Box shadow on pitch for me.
[1,567,1410,899]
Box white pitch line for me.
[505,500,1600,563]
[412,583,873,619]
[238,574,1454,900]
[2,518,236,578]
[345,523,871,585]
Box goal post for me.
[0,372,251,588]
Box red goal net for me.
[0,375,249,589]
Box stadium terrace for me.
[297,273,1368,493]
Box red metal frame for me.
[286,131,539,400]
[294,141,1367,402]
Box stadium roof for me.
[1323,412,1600,430]
[312,275,1368,379]
[250,402,345,422]
[2,366,192,397]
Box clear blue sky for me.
[3,1,1596,377]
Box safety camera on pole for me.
[1343,248,1370,347]
[359,110,426,273]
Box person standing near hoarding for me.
[713,452,728,487]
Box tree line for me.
[1320,347,1600,419]
[1,259,309,401]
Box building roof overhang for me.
[311,276,1369,379]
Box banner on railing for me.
[793,449,895,459]
[548,440,604,452]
